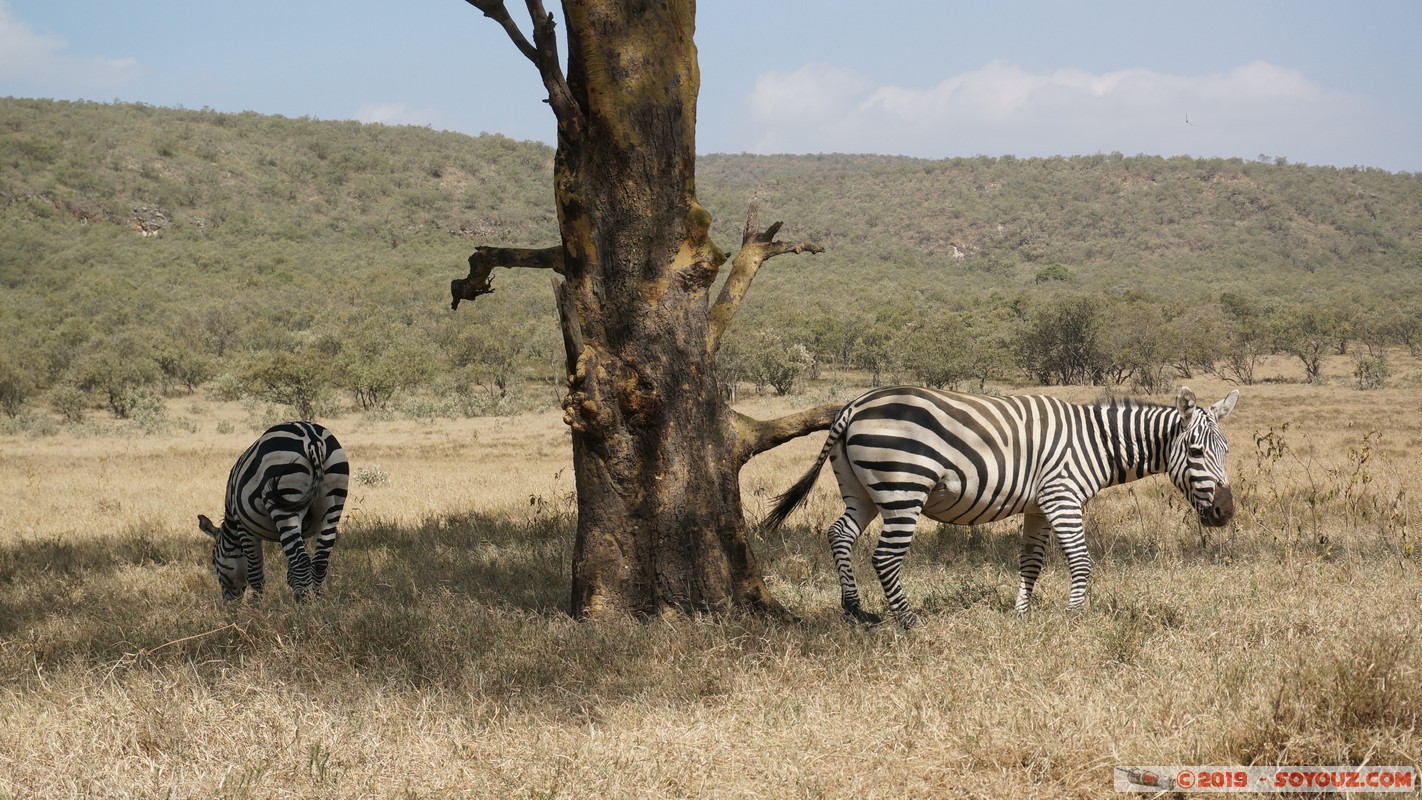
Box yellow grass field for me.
[2,355,1419,799]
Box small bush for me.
[0,357,36,418]
[354,464,390,487]
[0,408,58,437]
[1034,264,1075,283]
[398,395,454,422]
[208,373,247,402]
[49,386,87,424]
[127,391,170,435]
[1352,355,1389,390]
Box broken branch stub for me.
[732,403,842,465]
[450,245,565,310]
[707,209,823,353]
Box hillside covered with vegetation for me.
[2,97,1420,427]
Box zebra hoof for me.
[842,604,883,626]
[896,611,922,630]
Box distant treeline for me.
[2,98,1420,425]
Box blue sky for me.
[2,1,1419,172]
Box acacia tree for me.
[1271,306,1344,384]
[449,1,838,620]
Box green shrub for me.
[0,408,58,437]
[49,386,87,423]
[1352,355,1389,390]
[0,357,36,418]
[127,390,170,435]
[1034,264,1075,283]
[207,373,247,402]
[241,350,336,421]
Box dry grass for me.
[2,355,1420,799]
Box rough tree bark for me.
[451,0,837,620]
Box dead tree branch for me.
[463,0,539,61]
[462,1,580,128]
[707,201,823,355]
[732,403,842,466]
[551,276,584,374]
[450,245,565,310]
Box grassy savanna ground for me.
[2,356,1420,799]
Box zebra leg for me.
[827,506,878,624]
[241,533,267,599]
[309,527,338,594]
[272,512,317,600]
[871,503,924,628]
[1014,512,1051,615]
[1043,502,1093,611]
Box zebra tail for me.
[267,453,325,514]
[760,403,853,531]
[761,460,826,531]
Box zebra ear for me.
[1210,389,1239,422]
[198,514,220,539]
[1176,386,1199,422]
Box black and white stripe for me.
[198,421,349,601]
[764,386,1238,626]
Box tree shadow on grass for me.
[0,509,576,680]
[2,508,908,713]
[2,509,575,615]
[0,516,197,639]
[337,509,574,613]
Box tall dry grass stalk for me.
[2,356,1419,798]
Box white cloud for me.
[742,59,1370,165]
[748,63,871,121]
[0,1,140,92]
[356,102,440,128]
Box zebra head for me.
[1168,387,1239,527]
[197,513,248,601]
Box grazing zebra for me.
[198,421,349,601]
[763,386,1239,626]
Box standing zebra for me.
[198,421,349,601]
[763,386,1238,626]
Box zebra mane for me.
[1087,396,1172,410]
[1086,396,1182,421]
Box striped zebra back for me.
[840,388,1194,520]
[224,422,349,542]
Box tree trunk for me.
[553,3,725,618]
[452,0,836,621]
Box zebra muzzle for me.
[1200,484,1234,527]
